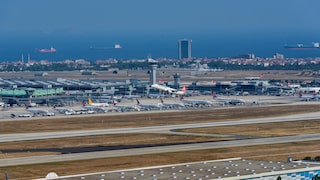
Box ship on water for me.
[89,44,122,50]
[284,42,319,50]
[38,47,57,53]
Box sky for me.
[1,0,320,38]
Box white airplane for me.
[179,96,213,107]
[0,102,5,107]
[175,85,187,95]
[159,98,185,109]
[298,93,319,101]
[110,98,140,112]
[21,100,37,108]
[26,108,55,116]
[122,94,141,100]
[151,84,187,95]
[88,98,109,107]
[18,114,33,118]
[213,97,246,105]
[83,105,108,113]
[113,105,140,112]
[136,99,162,110]
[53,107,76,115]
[148,93,167,99]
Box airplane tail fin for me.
[88,98,93,105]
[160,97,164,104]
[181,85,187,92]
[110,95,117,105]
[211,89,217,98]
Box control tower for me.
[173,73,181,88]
[148,57,158,85]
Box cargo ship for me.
[284,42,319,50]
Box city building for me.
[178,39,192,59]
[273,53,285,60]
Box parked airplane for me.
[136,99,162,110]
[113,105,140,112]
[53,107,76,115]
[298,93,319,101]
[159,98,185,109]
[23,99,37,107]
[148,93,167,99]
[0,102,5,107]
[212,91,245,105]
[175,85,187,95]
[26,108,55,116]
[110,95,122,103]
[151,84,187,96]
[179,96,213,107]
[18,114,33,118]
[122,94,141,100]
[110,98,140,112]
[88,98,109,107]
[97,98,115,104]
[83,105,108,113]
[213,96,245,105]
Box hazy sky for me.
[1,0,320,37]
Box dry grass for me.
[1,104,320,179]
[0,133,232,153]
[2,141,320,180]
[1,105,319,134]
[181,120,320,137]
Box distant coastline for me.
[0,35,319,61]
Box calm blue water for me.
[0,33,319,62]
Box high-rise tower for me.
[178,39,192,59]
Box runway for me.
[1,111,320,167]
[1,111,320,143]
[1,133,320,167]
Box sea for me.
[0,33,320,62]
